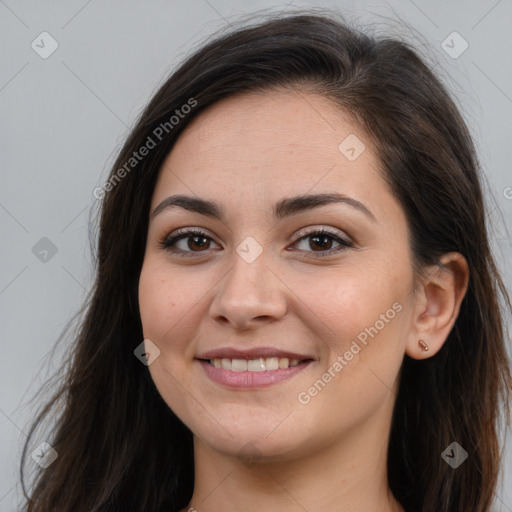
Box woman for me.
[21,11,511,512]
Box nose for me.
[208,250,288,330]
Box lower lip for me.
[198,360,312,388]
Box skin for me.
[138,88,468,512]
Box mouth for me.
[202,356,307,371]
[195,348,314,388]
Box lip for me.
[198,359,313,389]
[196,346,312,361]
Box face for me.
[138,89,417,461]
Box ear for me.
[406,252,469,360]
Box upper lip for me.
[196,347,314,361]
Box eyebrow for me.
[151,192,377,222]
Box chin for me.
[201,428,307,464]
[188,406,317,462]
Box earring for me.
[418,339,429,352]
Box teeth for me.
[232,359,248,372]
[266,357,279,371]
[247,358,266,372]
[210,357,304,371]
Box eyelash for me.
[159,227,354,258]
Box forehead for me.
[177,88,363,162]
[151,89,393,222]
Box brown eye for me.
[293,229,353,257]
[160,229,220,256]
[186,235,210,251]
[308,233,334,251]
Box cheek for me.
[139,255,204,330]
[295,259,410,406]
[138,257,219,406]
[293,272,408,434]
[296,260,407,345]
[138,261,173,341]
[138,260,197,410]
[138,258,202,344]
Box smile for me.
[197,358,313,389]
[207,357,301,371]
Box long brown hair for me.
[21,10,511,512]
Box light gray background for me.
[1,1,511,510]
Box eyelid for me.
[162,226,350,245]
[167,226,215,239]
[293,225,354,245]
[159,227,221,254]
[160,225,354,257]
